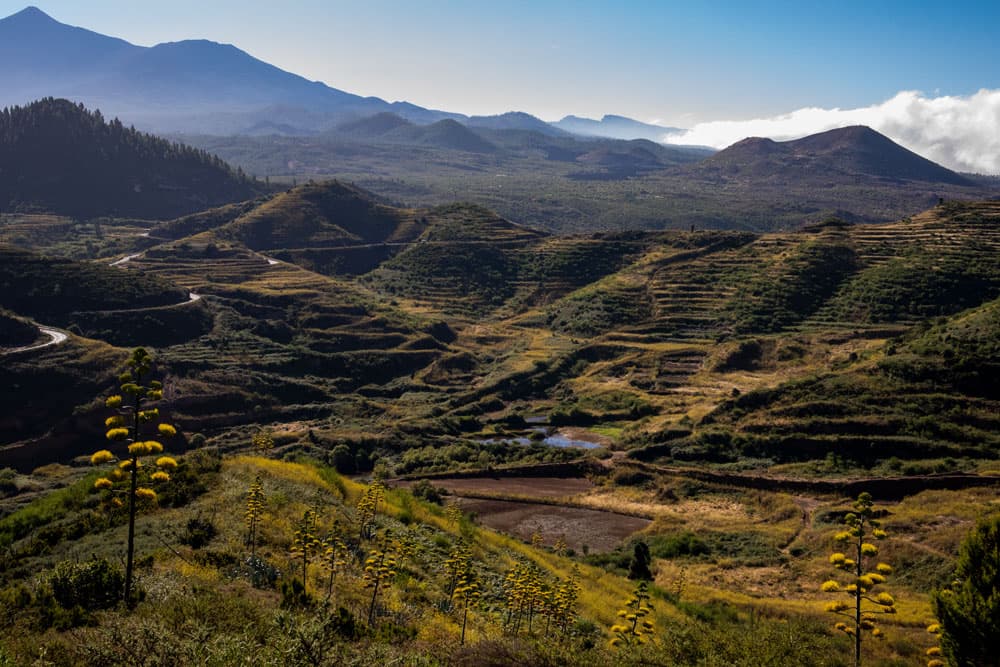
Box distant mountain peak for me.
[551,114,681,141]
[726,136,780,153]
[703,125,973,186]
[5,6,54,21]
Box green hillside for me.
[213,181,426,249]
[1,193,999,666]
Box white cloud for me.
[662,89,1000,175]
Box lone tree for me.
[932,513,1000,667]
[90,347,178,607]
[628,541,653,581]
[821,492,896,667]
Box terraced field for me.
[2,185,997,486]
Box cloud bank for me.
[663,89,1000,175]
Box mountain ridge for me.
[553,114,681,141]
[0,7,677,141]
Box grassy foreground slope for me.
[0,455,852,666]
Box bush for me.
[409,479,445,505]
[49,557,124,611]
[179,515,217,549]
[233,554,280,590]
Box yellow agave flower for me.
[90,449,114,465]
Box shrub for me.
[180,515,217,549]
[49,557,124,611]
[410,479,445,505]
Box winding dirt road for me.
[109,252,144,267]
[1,327,68,356]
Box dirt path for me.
[109,252,144,267]
[780,495,821,554]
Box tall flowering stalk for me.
[357,479,385,541]
[90,347,178,607]
[452,563,481,645]
[320,523,349,602]
[821,492,896,667]
[363,529,398,626]
[245,475,266,556]
[550,564,582,639]
[289,508,321,597]
[609,580,655,647]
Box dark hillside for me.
[0,245,186,318]
[0,308,38,346]
[0,98,262,219]
[790,126,971,184]
[468,111,567,136]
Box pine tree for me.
[628,541,653,580]
[90,347,178,607]
[932,513,1000,667]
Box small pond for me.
[476,432,602,450]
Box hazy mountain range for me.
[1,5,995,232]
[3,95,992,231]
[0,6,680,140]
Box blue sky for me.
[3,1,999,125]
